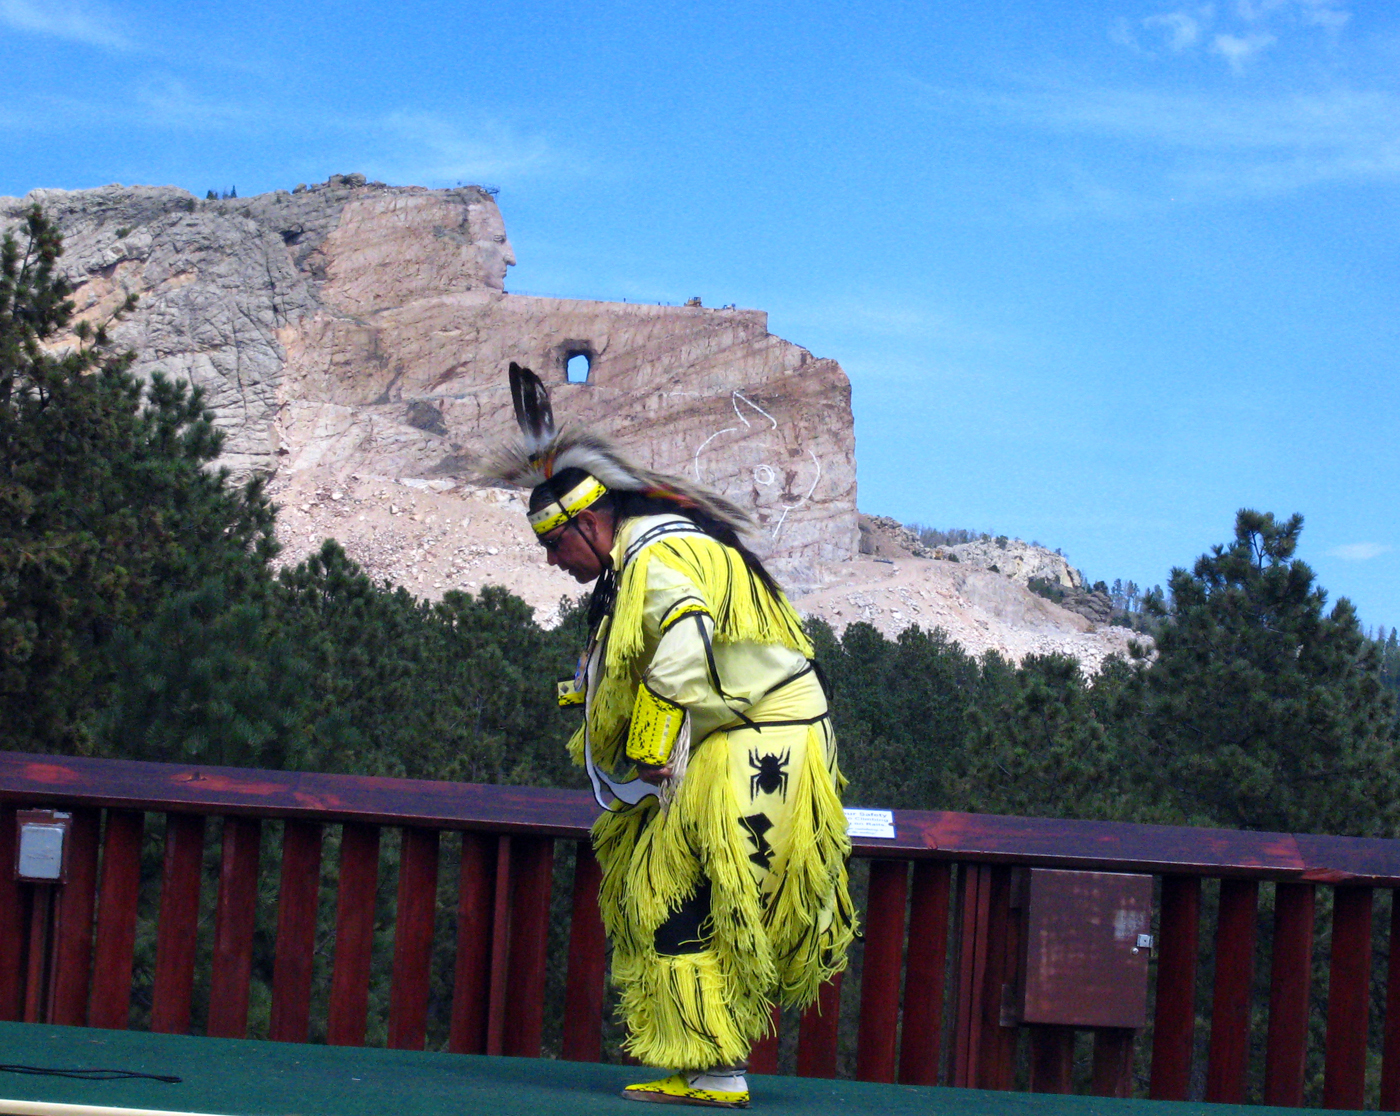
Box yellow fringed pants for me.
[592,670,855,1070]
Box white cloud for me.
[360,113,571,187]
[994,83,1400,197]
[1237,0,1349,31]
[893,72,1400,212]
[1145,9,1211,51]
[1007,84,1397,150]
[1109,18,1140,51]
[1328,543,1394,561]
[131,75,252,129]
[0,90,573,190]
[1300,3,1350,31]
[0,75,256,136]
[0,0,129,49]
[1117,0,1347,69]
[1211,31,1278,69]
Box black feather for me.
[508,362,555,447]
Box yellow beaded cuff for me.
[625,683,686,767]
[528,475,607,536]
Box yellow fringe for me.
[591,720,854,1069]
[607,545,653,667]
[593,804,654,954]
[614,951,771,1070]
[664,735,775,996]
[607,534,812,670]
[565,723,586,767]
[763,724,856,1006]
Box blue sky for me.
[2,0,1397,629]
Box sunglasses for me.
[538,527,568,552]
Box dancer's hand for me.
[635,761,673,785]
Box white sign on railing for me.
[844,808,896,839]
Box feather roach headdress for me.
[486,362,757,539]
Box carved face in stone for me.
[469,201,516,291]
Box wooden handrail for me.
[2,751,1399,880]
[4,749,1400,1106]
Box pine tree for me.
[0,205,276,752]
[954,652,1175,823]
[809,618,981,809]
[1144,510,1399,835]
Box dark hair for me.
[529,468,781,594]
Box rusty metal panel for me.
[1018,868,1153,1028]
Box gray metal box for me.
[15,809,72,882]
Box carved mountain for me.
[3,178,1137,668]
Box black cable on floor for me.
[0,1065,181,1084]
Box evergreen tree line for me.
[825,509,1399,839]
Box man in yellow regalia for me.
[487,364,854,1109]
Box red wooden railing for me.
[2,750,1399,1106]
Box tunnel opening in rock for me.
[565,351,592,384]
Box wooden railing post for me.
[207,816,262,1039]
[1381,889,1400,1111]
[1265,881,1315,1107]
[449,831,495,1055]
[953,862,991,1088]
[151,813,206,1034]
[1028,1025,1075,1093]
[23,882,52,1023]
[503,834,554,1058]
[485,834,512,1055]
[1205,878,1259,1104]
[1092,1029,1135,1098]
[1324,885,1373,1109]
[796,974,843,1078]
[978,865,1019,1090]
[326,822,380,1046]
[951,863,1018,1090]
[388,826,440,1050]
[750,1005,782,1074]
[269,819,323,1043]
[0,806,24,1021]
[1150,874,1201,1099]
[899,860,951,1086]
[88,810,144,1030]
[561,841,606,1062]
[857,859,909,1082]
[50,806,100,1026]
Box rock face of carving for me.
[2,178,1138,667]
[2,179,856,581]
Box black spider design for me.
[748,748,791,800]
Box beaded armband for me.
[625,683,686,767]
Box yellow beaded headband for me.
[527,475,608,536]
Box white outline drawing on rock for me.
[692,391,822,541]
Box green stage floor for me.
[0,1023,1349,1116]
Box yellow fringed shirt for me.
[575,513,816,777]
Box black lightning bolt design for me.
[739,812,774,872]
